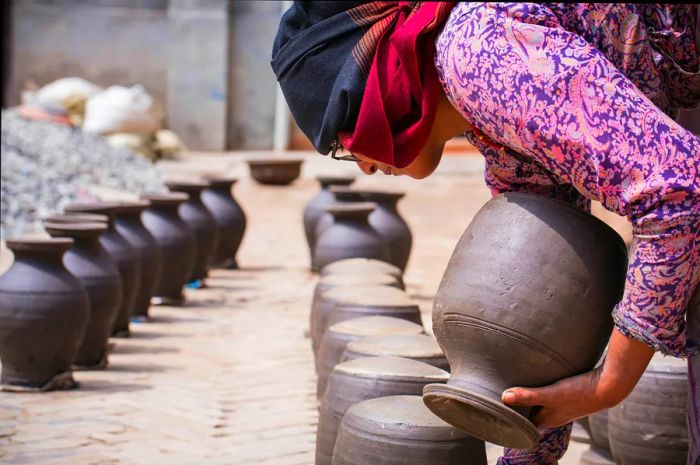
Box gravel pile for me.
[1,110,164,238]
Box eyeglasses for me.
[329,137,361,162]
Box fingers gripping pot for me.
[423,192,628,449]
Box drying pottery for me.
[316,316,424,398]
[314,186,365,247]
[114,201,162,320]
[423,192,627,450]
[303,176,355,263]
[580,411,614,465]
[310,285,422,356]
[608,355,688,465]
[332,395,487,465]
[341,334,448,370]
[65,202,141,337]
[166,181,218,285]
[312,202,390,272]
[141,193,197,305]
[0,239,89,391]
[320,258,403,281]
[360,190,412,272]
[247,158,302,185]
[316,356,449,465]
[44,222,122,369]
[201,177,247,269]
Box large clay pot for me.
[166,181,219,285]
[608,355,688,465]
[201,177,247,269]
[0,239,89,391]
[316,356,449,465]
[314,187,365,248]
[321,258,403,281]
[310,285,422,356]
[423,192,627,449]
[341,334,448,370]
[248,158,303,185]
[141,193,197,306]
[580,411,614,465]
[359,190,412,272]
[303,176,355,264]
[64,202,141,338]
[44,222,122,369]
[313,202,391,272]
[316,316,424,398]
[332,395,487,465]
[114,201,162,320]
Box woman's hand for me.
[502,328,655,428]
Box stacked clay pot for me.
[580,411,614,465]
[316,356,449,465]
[341,334,448,370]
[166,181,219,285]
[64,202,141,337]
[44,221,122,369]
[141,193,197,306]
[0,239,89,391]
[316,316,424,398]
[359,190,412,272]
[114,201,162,320]
[424,192,627,449]
[201,177,247,269]
[608,355,688,465]
[333,396,487,465]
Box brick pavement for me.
[0,152,591,464]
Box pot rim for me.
[141,192,189,206]
[324,202,376,216]
[119,200,151,213]
[43,213,109,224]
[247,158,303,167]
[64,201,122,216]
[5,237,74,253]
[44,222,108,238]
[165,180,210,193]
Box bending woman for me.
[272,3,700,463]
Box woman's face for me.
[351,142,445,179]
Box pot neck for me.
[6,239,72,267]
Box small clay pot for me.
[141,193,197,306]
[321,258,403,281]
[44,222,122,369]
[0,239,89,391]
[313,202,391,272]
[316,316,425,398]
[332,396,487,465]
[314,186,365,247]
[201,177,247,269]
[310,285,423,356]
[580,411,614,465]
[424,193,627,449]
[303,176,355,265]
[316,356,449,465]
[64,202,141,338]
[341,334,448,370]
[114,201,163,320]
[608,355,688,465]
[359,190,412,272]
[166,181,219,285]
[247,158,303,185]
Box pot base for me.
[111,329,131,338]
[423,383,538,450]
[151,295,185,307]
[1,371,78,393]
[73,351,109,371]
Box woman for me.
[272,3,700,464]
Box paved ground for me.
[0,151,595,464]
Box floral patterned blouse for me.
[435,3,699,463]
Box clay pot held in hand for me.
[423,192,628,450]
[44,222,122,369]
[359,190,412,272]
[608,355,688,465]
[341,334,448,370]
[0,239,89,391]
[580,411,614,465]
[313,202,390,272]
[316,356,449,465]
[316,316,424,398]
[114,201,162,320]
[201,177,247,269]
[248,158,303,185]
[141,193,197,306]
[65,202,141,338]
[166,181,219,285]
[332,396,486,465]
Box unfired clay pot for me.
[248,158,303,185]
[608,355,688,465]
[44,222,122,369]
[580,411,614,465]
[141,193,197,305]
[332,396,487,465]
[316,356,449,465]
[424,192,628,450]
[201,177,247,269]
[360,190,412,272]
[0,239,89,391]
[313,202,390,272]
[321,258,403,281]
[166,181,219,285]
[316,316,424,398]
[341,334,448,370]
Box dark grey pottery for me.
[314,186,365,250]
[321,258,403,281]
[316,356,449,465]
[0,239,89,391]
[360,190,412,272]
[201,177,247,269]
[341,334,448,370]
[247,158,303,185]
[423,192,628,450]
